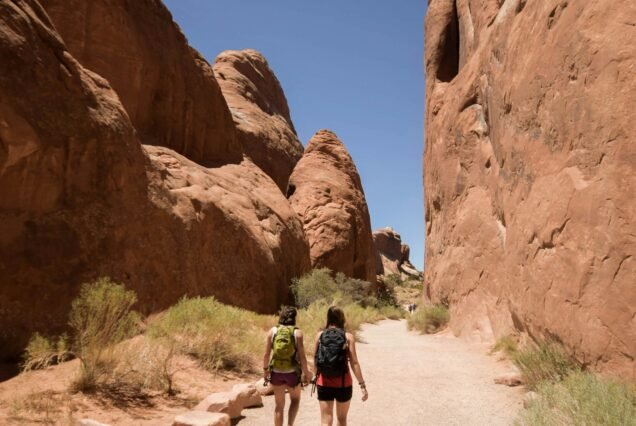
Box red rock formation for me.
[424,0,636,378]
[40,0,241,167]
[373,227,421,278]
[289,130,376,283]
[214,50,304,191]
[0,0,310,360]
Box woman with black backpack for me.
[314,306,368,426]
[263,306,312,426]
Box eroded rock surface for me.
[289,130,376,282]
[214,50,304,191]
[40,0,241,166]
[0,0,309,360]
[373,227,421,279]
[424,0,636,378]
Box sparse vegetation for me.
[147,296,272,373]
[512,341,577,391]
[8,390,75,425]
[407,305,450,334]
[22,333,73,372]
[490,335,519,358]
[516,372,636,426]
[68,278,140,393]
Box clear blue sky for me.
[164,1,427,270]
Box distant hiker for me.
[313,306,368,426]
[263,306,312,426]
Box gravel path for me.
[238,319,524,425]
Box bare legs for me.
[273,385,302,426]
[319,400,351,426]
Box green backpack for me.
[269,325,298,372]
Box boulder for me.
[424,0,636,378]
[0,0,310,360]
[77,420,111,426]
[289,130,376,282]
[373,227,422,279]
[173,411,231,426]
[232,383,263,408]
[40,0,241,167]
[254,378,274,396]
[195,391,242,419]
[214,49,304,191]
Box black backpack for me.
[315,328,348,379]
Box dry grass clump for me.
[489,335,519,358]
[516,372,636,426]
[68,278,140,393]
[147,297,271,373]
[22,333,73,372]
[8,390,75,425]
[512,341,577,391]
[407,305,450,334]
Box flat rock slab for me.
[173,411,231,426]
[77,420,111,426]
[233,383,264,408]
[195,391,242,419]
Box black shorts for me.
[317,385,353,402]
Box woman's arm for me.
[263,328,273,381]
[346,332,369,401]
[294,330,312,383]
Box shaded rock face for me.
[40,0,242,167]
[0,0,310,360]
[373,227,421,278]
[289,130,376,283]
[424,0,636,378]
[214,50,304,191]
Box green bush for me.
[147,297,270,373]
[21,333,73,372]
[68,278,140,392]
[517,372,636,426]
[407,305,449,334]
[292,268,339,308]
[512,341,577,391]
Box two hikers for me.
[263,305,368,426]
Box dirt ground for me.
[238,319,524,426]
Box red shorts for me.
[270,371,300,387]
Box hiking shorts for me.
[317,385,353,402]
[270,371,300,387]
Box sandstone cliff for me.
[424,0,636,378]
[289,130,376,283]
[373,227,421,279]
[214,50,304,191]
[0,0,310,360]
[40,0,242,167]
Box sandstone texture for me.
[214,50,304,191]
[424,0,636,378]
[195,391,242,419]
[289,130,376,282]
[373,227,421,279]
[0,0,310,360]
[40,0,241,167]
[173,411,230,426]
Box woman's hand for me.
[361,386,369,401]
[263,368,271,384]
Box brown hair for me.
[278,306,297,326]
[325,305,346,329]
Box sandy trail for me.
[238,319,523,425]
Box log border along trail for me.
[239,319,524,425]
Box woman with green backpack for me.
[314,306,368,426]
[263,306,312,426]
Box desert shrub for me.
[490,335,519,357]
[407,305,449,334]
[22,333,73,371]
[68,278,140,392]
[147,297,267,373]
[292,268,339,308]
[384,273,404,288]
[516,372,636,426]
[377,304,405,320]
[512,341,577,391]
